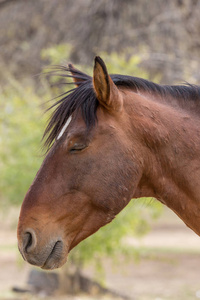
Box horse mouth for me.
[41,241,64,270]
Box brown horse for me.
[17,56,200,270]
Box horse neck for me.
[127,91,200,235]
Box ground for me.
[1,207,200,300]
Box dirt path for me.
[1,207,200,300]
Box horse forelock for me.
[42,68,99,151]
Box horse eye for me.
[69,143,87,153]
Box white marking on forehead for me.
[57,115,72,140]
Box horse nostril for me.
[23,229,37,254]
[24,232,32,252]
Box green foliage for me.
[41,43,92,78]
[41,43,149,79]
[0,77,47,205]
[41,44,73,65]
[100,50,148,78]
[0,45,162,274]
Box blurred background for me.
[1,0,200,299]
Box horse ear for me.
[68,63,84,87]
[93,56,123,112]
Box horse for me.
[17,56,200,270]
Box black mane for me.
[43,66,200,150]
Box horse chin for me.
[41,241,69,270]
[41,254,68,270]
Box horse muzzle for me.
[18,228,67,270]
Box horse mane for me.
[43,65,200,150]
